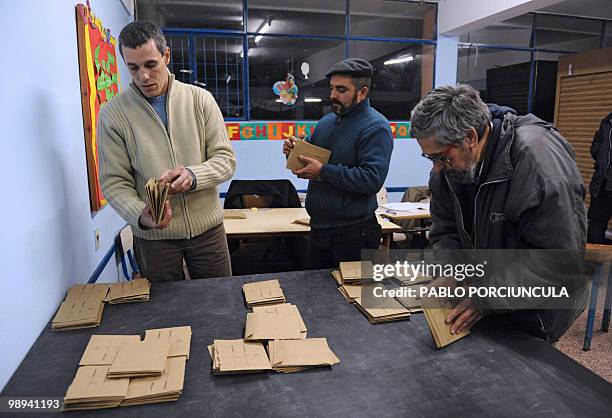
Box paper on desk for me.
[380,202,430,212]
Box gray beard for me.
[447,162,479,184]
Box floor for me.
[555,264,612,383]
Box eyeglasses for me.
[421,143,454,166]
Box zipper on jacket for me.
[132,80,194,239]
[444,177,473,248]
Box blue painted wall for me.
[0,0,131,390]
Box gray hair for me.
[353,76,371,91]
[410,84,491,145]
[118,21,167,59]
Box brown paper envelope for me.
[80,335,142,366]
[286,140,331,171]
[144,326,192,358]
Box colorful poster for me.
[76,3,120,212]
[225,121,412,141]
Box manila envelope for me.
[286,140,331,171]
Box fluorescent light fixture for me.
[384,55,414,66]
[275,99,282,102]
[304,98,322,103]
[254,20,271,43]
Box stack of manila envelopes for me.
[244,311,305,341]
[144,178,170,225]
[208,339,272,374]
[65,326,191,410]
[331,270,343,285]
[243,279,286,307]
[121,357,186,406]
[268,338,340,373]
[63,366,129,411]
[339,261,375,284]
[338,283,363,304]
[339,282,411,324]
[108,279,151,304]
[354,299,411,324]
[252,303,307,338]
[52,283,109,331]
[422,298,470,349]
[286,139,331,171]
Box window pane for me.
[195,36,244,118]
[137,0,243,30]
[349,0,436,40]
[459,15,533,47]
[349,41,434,120]
[457,47,532,115]
[166,35,191,84]
[535,15,602,52]
[248,0,345,36]
[530,51,560,122]
[248,36,345,120]
[605,22,612,48]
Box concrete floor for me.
[555,265,612,383]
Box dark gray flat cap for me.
[325,58,373,78]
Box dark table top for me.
[2,269,611,418]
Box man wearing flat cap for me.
[283,58,394,268]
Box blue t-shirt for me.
[146,95,167,129]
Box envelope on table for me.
[107,339,171,378]
[243,279,285,307]
[144,326,192,358]
[244,312,304,341]
[208,339,272,374]
[79,335,142,366]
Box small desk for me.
[224,208,401,241]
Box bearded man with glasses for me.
[410,84,588,343]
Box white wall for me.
[0,0,131,390]
[223,137,431,204]
[437,0,564,35]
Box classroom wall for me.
[0,0,131,390]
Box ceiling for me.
[537,0,612,20]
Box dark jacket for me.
[429,108,586,252]
[589,112,612,197]
[305,99,394,228]
[429,106,588,341]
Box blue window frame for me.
[163,0,438,121]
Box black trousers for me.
[587,188,612,244]
[308,216,382,270]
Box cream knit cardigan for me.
[97,73,236,240]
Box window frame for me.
[163,0,439,121]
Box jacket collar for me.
[129,69,175,100]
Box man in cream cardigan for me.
[98,21,236,281]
